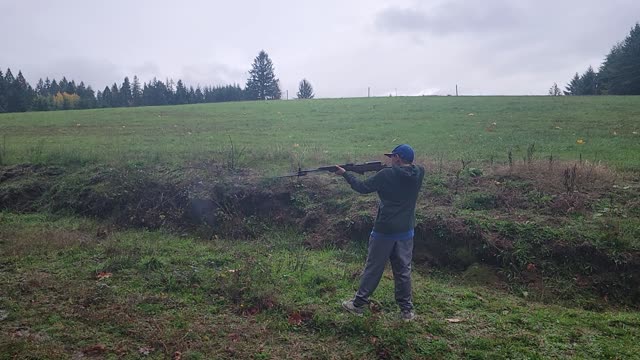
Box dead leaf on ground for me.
[96,271,112,280]
[369,301,383,314]
[288,311,303,326]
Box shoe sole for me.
[341,302,364,317]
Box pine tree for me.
[195,86,204,103]
[102,86,112,107]
[245,50,281,100]
[132,76,142,106]
[110,83,120,107]
[297,79,314,99]
[599,23,640,95]
[96,90,103,107]
[59,77,69,94]
[564,73,583,95]
[175,79,188,104]
[36,78,45,96]
[44,78,51,94]
[166,78,175,104]
[6,71,33,112]
[85,86,96,108]
[120,77,133,106]
[77,82,96,109]
[0,69,6,112]
[66,80,77,94]
[4,68,15,84]
[580,66,599,95]
[50,79,60,96]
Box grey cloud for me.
[130,62,161,81]
[18,58,123,91]
[375,1,521,35]
[181,63,247,87]
[2,0,640,97]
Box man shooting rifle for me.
[334,144,424,321]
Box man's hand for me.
[333,165,346,175]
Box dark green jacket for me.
[342,165,425,234]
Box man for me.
[334,144,424,321]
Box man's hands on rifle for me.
[333,165,346,175]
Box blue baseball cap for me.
[384,144,414,163]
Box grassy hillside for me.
[0,96,639,171]
[1,97,639,359]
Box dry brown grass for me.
[490,160,618,194]
[0,228,95,257]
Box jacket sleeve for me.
[342,170,385,194]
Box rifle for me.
[279,161,387,178]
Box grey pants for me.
[353,236,414,311]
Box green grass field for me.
[2,213,639,359]
[1,97,640,359]
[1,96,639,171]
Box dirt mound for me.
[1,162,639,307]
[0,164,63,212]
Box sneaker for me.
[401,310,416,321]
[341,300,364,317]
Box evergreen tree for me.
[59,77,69,94]
[42,78,51,97]
[77,82,96,109]
[296,79,314,99]
[110,83,120,107]
[175,79,188,104]
[142,78,169,106]
[245,50,281,100]
[166,78,175,104]
[36,78,45,96]
[7,71,33,112]
[132,76,142,106]
[120,77,133,106]
[4,68,15,84]
[66,80,77,94]
[96,90,103,107]
[188,86,196,104]
[102,86,112,107]
[195,86,204,103]
[580,66,599,95]
[32,96,52,111]
[599,23,640,95]
[50,79,60,96]
[564,73,583,95]
[0,69,6,112]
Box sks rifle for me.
[279,161,387,178]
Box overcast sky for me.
[2,0,639,97]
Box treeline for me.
[96,77,244,108]
[563,23,640,95]
[0,69,246,113]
